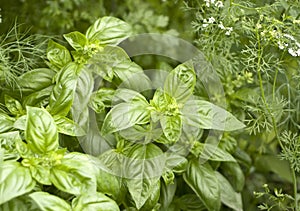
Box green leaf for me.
[50,153,97,195]
[182,100,245,131]
[160,115,182,144]
[101,98,150,135]
[0,196,30,211]
[183,159,221,211]
[216,172,243,211]
[23,86,54,107]
[164,61,196,103]
[48,62,79,116]
[165,153,188,174]
[0,131,21,161]
[140,179,161,210]
[54,115,85,136]
[72,192,119,211]
[0,161,35,205]
[17,68,56,93]
[173,194,206,211]
[192,143,236,162]
[0,113,14,134]
[29,192,71,211]
[86,16,132,45]
[4,95,24,116]
[89,88,116,113]
[160,180,177,210]
[220,162,245,192]
[125,143,165,209]
[25,106,58,153]
[29,165,51,185]
[63,31,88,51]
[47,40,72,71]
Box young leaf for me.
[0,161,35,205]
[86,16,132,45]
[48,62,79,116]
[72,192,119,211]
[160,114,182,144]
[17,68,55,93]
[50,153,97,195]
[63,31,88,51]
[4,95,25,116]
[29,192,71,211]
[216,172,243,211]
[89,88,116,113]
[0,131,21,161]
[29,164,51,185]
[47,40,72,71]
[183,159,221,211]
[54,115,85,136]
[0,113,15,133]
[101,98,150,135]
[182,100,245,131]
[25,106,58,153]
[124,143,165,209]
[164,61,196,103]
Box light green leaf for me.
[216,172,243,211]
[48,62,79,116]
[89,88,116,113]
[0,113,15,133]
[63,31,88,51]
[0,196,30,211]
[160,115,182,144]
[25,106,58,153]
[0,131,21,161]
[29,165,51,185]
[4,95,24,116]
[47,40,72,71]
[50,153,97,195]
[23,86,54,107]
[164,61,196,103]
[101,99,150,135]
[182,100,245,131]
[0,161,35,205]
[54,115,85,136]
[29,191,71,211]
[17,68,56,93]
[125,143,165,209]
[183,159,221,211]
[140,179,161,210]
[72,192,119,211]
[165,153,188,174]
[86,16,132,45]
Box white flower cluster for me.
[203,20,233,35]
[204,0,224,8]
[278,33,300,57]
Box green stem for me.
[255,23,298,210]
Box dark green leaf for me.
[72,192,119,211]
[183,159,220,211]
[29,191,71,211]
[164,61,196,103]
[0,197,30,211]
[216,172,243,211]
[173,194,206,211]
[25,107,58,153]
[159,180,177,210]
[140,179,161,210]
[86,16,132,45]
[0,161,35,205]
[63,31,88,51]
[220,162,245,192]
[182,100,245,131]
[48,62,79,116]
[47,40,72,71]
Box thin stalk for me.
[255,24,298,210]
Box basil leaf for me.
[29,165,51,185]
[173,194,207,211]
[54,115,85,136]
[164,61,196,103]
[4,95,24,116]
[0,161,35,205]
[17,68,56,93]
[25,107,58,153]
[47,40,72,71]
[50,152,97,195]
[160,114,182,144]
[23,86,54,107]
[89,88,116,113]
[182,99,245,131]
[72,192,119,211]
[140,179,161,210]
[0,131,21,161]
[86,16,132,45]
[220,163,245,192]
[0,196,30,211]
[183,159,221,211]
[125,143,165,209]
[165,153,188,174]
[63,31,88,51]
[216,172,243,211]
[29,191,71,211]
[101,99,150,135]
[48,62,79,116]
[160,180,177,210]
[0,113,15,133]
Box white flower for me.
[225,27,233,35]
[215,1,224,8]
[204,0,210,7]
[208,17,215,23]
[203,23,209,28]
[278,41,285,50]
[283,33,295,41]
[218,22,225,30]
[288,48,298,57]
[297,49,300,56]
